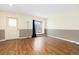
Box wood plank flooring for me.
[0,36,79,55]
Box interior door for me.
[5,17,19,40]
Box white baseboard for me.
[0,36,32,42]
[0,39,6,42]
[48,35,79,45]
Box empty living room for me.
[0,4,79,56]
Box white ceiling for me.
[0,4,79,18]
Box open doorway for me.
[35,20,42,35]
[32,20,44,37]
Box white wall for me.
[0,11,46,39]
[0,12,33,29]
[47,10,79,30]
[0,15,1,29]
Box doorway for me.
[32,20,44,37]
[5,17,19,39]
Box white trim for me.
[48,35,79,45]
[0,36,32,42]
[47,28,79,30]
[0,39,6,42]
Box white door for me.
[5,17,19,40]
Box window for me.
[8,18,17,27]
[35,20,42,34]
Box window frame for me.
[6,17,18,29]
[35,20,43,34]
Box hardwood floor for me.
[0,36,79,55]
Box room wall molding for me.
[0,36,32,42]
[47,28,79,30]
[48,35,79,45]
